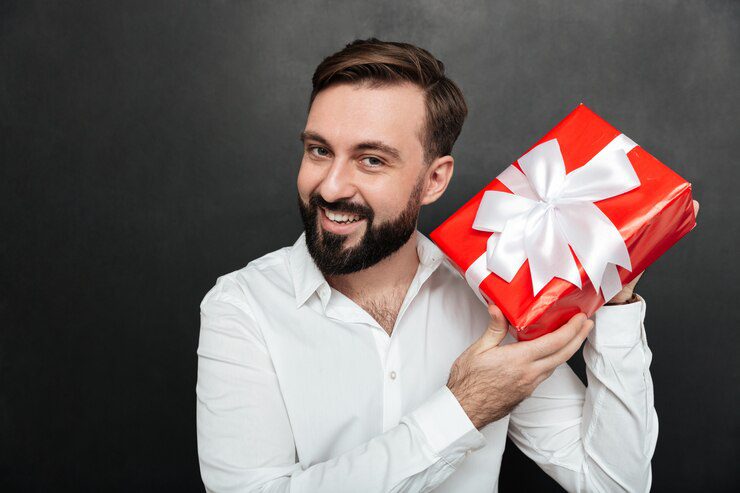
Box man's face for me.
[297,82,429,276]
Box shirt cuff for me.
[588,293,647,347]
[407,385,487,464]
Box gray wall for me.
[2,0,738,491]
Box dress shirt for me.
[196,230,658,492]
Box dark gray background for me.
[2,0,738,491]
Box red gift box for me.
[430,103,696,341]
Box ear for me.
[420,155,454,206]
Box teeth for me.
[324,208,361,223]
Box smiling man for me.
[294,78,442,336]
[196,38,696,493]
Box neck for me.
[326,232,420,300]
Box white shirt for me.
[196,230,658,493]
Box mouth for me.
[319,206,366,235]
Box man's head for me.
[297,38,468,276]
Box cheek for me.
[296,160,320,199]
[363,181,404,219]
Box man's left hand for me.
[606,199,700,305]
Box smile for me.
[320,207,366,235]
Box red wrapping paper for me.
[430,104,697,340]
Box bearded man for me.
[196,37,699,493]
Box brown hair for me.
[309,38,468,166]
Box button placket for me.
[381,337,402,432]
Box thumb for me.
[476,303,508,351]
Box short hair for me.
[308,38,468,166]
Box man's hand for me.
[606,199,700,304]
[446,303,594,429]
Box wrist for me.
[605,292,639,306]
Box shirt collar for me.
[288,229,447,309]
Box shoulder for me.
[199,244,293,313]
[198,245,295,354]
[428,258,518,346]
[428,258,483,306]
[427,259,489,322]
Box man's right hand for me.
[446,304,594,429]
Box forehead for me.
[305,82,426,159]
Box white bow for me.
[469,135,640,302]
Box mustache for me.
[310,194,373,218]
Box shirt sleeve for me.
[506,293,658,493]
[196,281,487,493]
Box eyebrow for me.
[300,130,402,161]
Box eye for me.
[308,146,330,158]
[361,156,384,168]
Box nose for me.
[316,156,359,205]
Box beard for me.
[297,176,424,276]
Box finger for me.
[534,318,594,371]
[692,199,700,218]
[513,313,588,361]
[625,270,644,290]
[475,303,509,353]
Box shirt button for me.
[465,450,472,457]
[389,371,397,380]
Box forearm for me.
[199,384,487,493]
[579,294,658,491]
[507,294,658,493]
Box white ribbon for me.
[465,134,640,304]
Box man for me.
[196,38,699,492]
